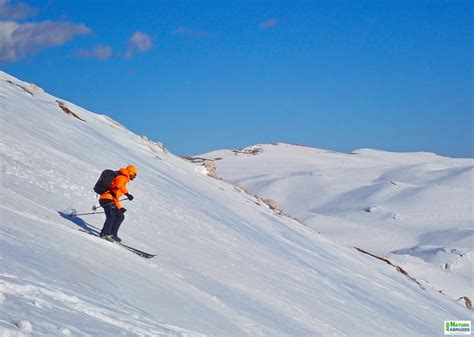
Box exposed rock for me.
[355,247,425,290]
[262,198,278,210]
[180,156,219,178]
[141,136,169,154]
[232,147,263,156]
[56,100,85,122]
[181,156,208,163]
[6,80,34,96]
[182,155,306,225]
[203,160,218,179]
[458,296,473,310]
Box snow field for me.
[1,71,472,336]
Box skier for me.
[99,165,137,242]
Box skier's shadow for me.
[58,211,101,236]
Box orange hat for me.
[127,165,138,177]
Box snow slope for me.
[0,71,471,336]
[200,143,474,310]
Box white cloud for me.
[259,18,279,30]
[0,20,92,62]
[73,45,113,60]
[0,0,37,20]
[125,31,153,58]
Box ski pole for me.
[70,211,105,216]
[92,197,129,211]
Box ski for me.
[116,242,156,259]
[78,229,156,258]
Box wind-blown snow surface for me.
[201,143,474,310]
[0,72,471,336]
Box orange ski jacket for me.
[99,167,132,208]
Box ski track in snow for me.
[0,274,200,337]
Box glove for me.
[125,193,134,201]
[120,208,127,213]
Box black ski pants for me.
[99,199,125,237]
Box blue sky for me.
[1,0,472,157]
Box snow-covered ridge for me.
[200,141,474,310]
[1,71,472,336]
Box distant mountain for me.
[200,142,474,306]
[0,72,470,336]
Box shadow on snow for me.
[57,211,101,236]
